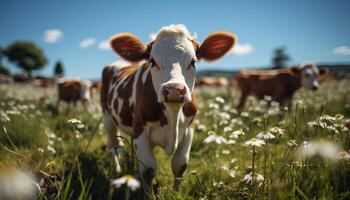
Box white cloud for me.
[44,29,63,43]
[79,38,96,48]
[231,43,253,56]
[149,32,157,40]
[98,40,111,50]
[333,46,350,56]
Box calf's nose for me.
[162,83,187,103]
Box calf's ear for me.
[110,33,151,62]
[319,67,329,76]
[197,32,237,61]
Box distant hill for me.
[196,63,350,80]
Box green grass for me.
[1,80,350,200]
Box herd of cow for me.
[3,24,330,196]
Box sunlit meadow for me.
[1,80,350,200]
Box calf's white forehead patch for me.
[151,25,196,68]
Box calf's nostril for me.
[163,88,170,96]
[179,87,186,95]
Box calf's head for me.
[110,24,236,105]
[292,62,329,90]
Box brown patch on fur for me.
[58,80,82,102]
[133,64,168,138]
[101,66,114,111]
[117,66,138,127]
[183,94,198,125]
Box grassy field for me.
[1,80,350,200]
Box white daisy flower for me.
[223,127,233,133]
[215,96,225,104]
[244,138,265,147]
[269,127,285,136]
[243,172,264,185]
[338,151,350,161]
[230,129,245,138]
[203,134,227,144]
[111,175,140,191]
[287,139,298,147]
[67,118,82,125]
[256,131,275,140]
[47,145,56,155]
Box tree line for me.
[0,41,64,78]
[0,40,291,78]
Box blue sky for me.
[1,0,350,79]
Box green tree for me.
[272,46,290,69]
[54,61,64,77]
[5,41,47,76]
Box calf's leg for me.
[171,127,193,191]
[134,133,157,197]
[103,112,123,175]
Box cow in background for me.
[56,79,92,113]
[236,62,329,110]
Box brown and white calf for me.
[236,62,329,110]
[101,24,236,193]
[56,79,93,112]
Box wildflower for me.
[319,115,336,124]
[197,124,206,131]
[111,175,140,191]
[215,96,225,104]
[256,131,275,140]
[0,113,10,122]
[241,112,249,118]
[252,117,262,125]
[76,123,85,129]
[244,138,265,147]
[221,165,236,178]
[287,139,298,147]
[47,145,56,155]
[189,170,197,175]
[222,150,230,155]
[223,127,233,133]
[213,181,224,187]
[203,134,227,144]
[243,172,264,185]
[335,114,344,121]
[264,95,272,102]
[269,127,285,136]
[226,139,236,144]
[228,170,236,178]
[48,139,54,145]
[37,148,44,153]
[67,118,82,125]
[209,103,219,109]
[75,132,82,139]
[296,100,303,105]
[230,129,245,138]
[297,139,341,162]
[338,151,350,161]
